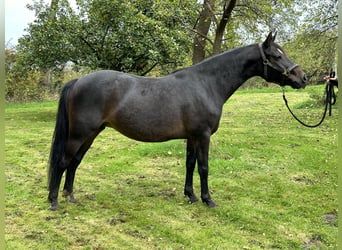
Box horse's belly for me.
[111,123,186,142]
[107,110,186,142]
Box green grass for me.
[5,86,337,249]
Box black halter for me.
[258,43,299,79]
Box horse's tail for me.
[48,79,78,187]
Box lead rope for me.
[282,82,336,128]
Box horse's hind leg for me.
[48,129,101,210]
[48,140,78,210]
[62,129,103,204]
[48,165,66,210]
[62,157,81,203]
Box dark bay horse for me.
[48,32,306,210]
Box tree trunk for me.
[212,0,237,55]
[49,0,59,20]
[192,0,216,64]
[38,0,59,89]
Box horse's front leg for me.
[184,138,199,203]
[196,135,218,208]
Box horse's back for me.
[74,70,134,94]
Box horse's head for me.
[259,32,306,89]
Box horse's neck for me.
[196,44,261,101]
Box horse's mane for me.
[171,44,256,75]
[171,67,189,74]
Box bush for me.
[294,84,338,109]
[240,76,279,90]
[5,70,65,102]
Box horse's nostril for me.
[303,74,307,82]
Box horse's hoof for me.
[48,203,59,211]
[203,199,218,208]
[63,190,77,203]
[184,190,199,204]
[189,195,199,204]
[68,196,77,203]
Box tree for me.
[284,0,338,83]
[192,0,299,64]
[17,0,198,76]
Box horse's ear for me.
[263,32,273,48]
[272,31,277,42]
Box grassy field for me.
[5,86,337,249]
